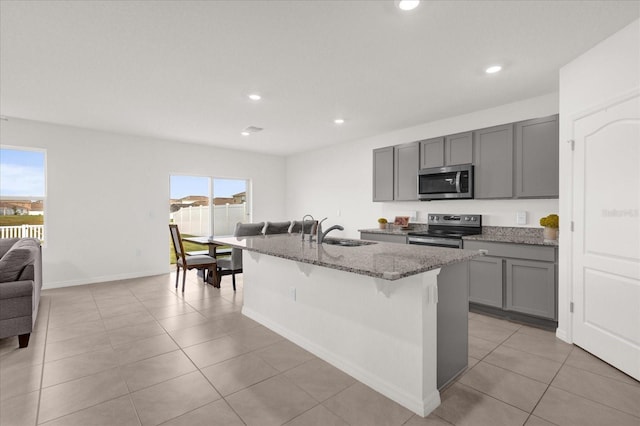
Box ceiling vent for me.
[243,126,263,134]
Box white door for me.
[571,90,640,380]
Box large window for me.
[169,175,249,237]
[0,147,46,241]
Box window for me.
[169,175,249,237]
[0,146,46,241]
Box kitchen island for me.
[209,233,480,417]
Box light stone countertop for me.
[359,225,559,247]
[462,226,559,247]
[209,234,481,281]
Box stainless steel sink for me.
[322,238,376,247]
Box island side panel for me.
[436,261,470,389]
[241,251,441,417]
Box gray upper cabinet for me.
[374,114,558,202]
[445,132,473,166]
[474,124,514,199]
[372,147,394,201]
[515,115,559,198]
[394,142,419,201]
[419,137,444,169]
[419,132,472,169]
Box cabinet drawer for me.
[464,240,556,262]
[360,232,407,244]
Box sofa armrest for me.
[0,280,33,300]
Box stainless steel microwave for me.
[418,164,474,200]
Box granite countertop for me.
[358,228,412,235]
[462,226,559,247]
[358,224,428,235]
[208,234,481,281]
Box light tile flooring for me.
[1,272,639,426]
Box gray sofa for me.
[0,238,42,348]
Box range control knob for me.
[464,216,470,221]
[471,217,477,221]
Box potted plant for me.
[539,214,559,241]
[378,218,388,230]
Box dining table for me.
[181,236,232,287]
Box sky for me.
[170,175,247,199]
[0,148,45,197]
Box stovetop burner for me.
[408,214,482,239]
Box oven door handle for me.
[455,171,461,193]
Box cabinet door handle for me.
[478,249,489,255]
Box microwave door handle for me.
[455,171,461,193]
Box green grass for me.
[0,215,44,226]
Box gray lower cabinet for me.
[468,257,503,308]
[394,142,419,201]
[464,240,557,321]
[515,115,559,198]
[373,147,394,201]
[474,124,514,199]
[506,259,556,319]
[360,232,407,244]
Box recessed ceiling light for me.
[248,94,261,101]
[485,65,502,74]
[241,126,263,137]
[396,0,420,11]
[334,118,345,125]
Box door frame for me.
[560,88,640,345]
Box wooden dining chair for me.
[169,224,218,292]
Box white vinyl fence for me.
[0,224,45,240]
[170,203,248,236]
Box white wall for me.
[0,118,286,288]
[286,93,560,238]
[557,19,640,341]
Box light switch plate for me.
[516,211,527,225]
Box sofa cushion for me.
[0,238,20,258]
[0,239,39,283]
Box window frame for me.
[0,145,48,244]
[169,173,251,237]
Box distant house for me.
[0,200,44,216]
[170,192,247,212]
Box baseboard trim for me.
[242,306,441,417]
[43,269,169,289]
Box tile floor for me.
[1,272,638,426]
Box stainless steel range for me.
[408,214,482,248]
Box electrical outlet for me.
[289,287,296,301]
[516,211,527,225]
[336,209,341,217]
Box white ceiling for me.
[1,1,638,155]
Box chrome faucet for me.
[317,217,345,244]
[301,214,315,241]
